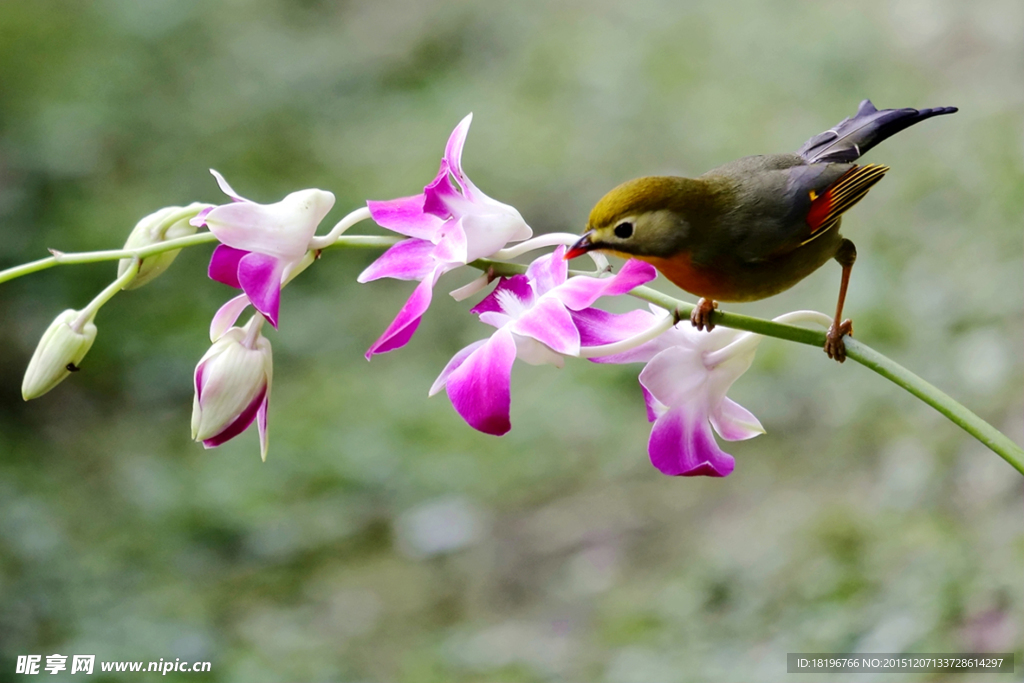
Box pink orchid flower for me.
[586,311,766,477]
[191,318,273,461]
[358,114,533,358]
[429,247,656,435]
[193,170,335,328]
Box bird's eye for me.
[614,221,634,239]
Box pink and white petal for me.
[202,384,267,448]
[208,244,246,288]
[429,339,488,396]
[513,335,566,368]
[460,211,530,262]
[478,311,513,329]
[648,406,735,477]
[357,238,438,283]
[424,164,475,219]
[434,219,469,264]
[210,294,252,341]
[257,394,270,461]
[525,247,568,297]
[205,189,332,260]
[367,195,443,239]
[511,297,579,356]
[554,259,658,311]
[471,275,533,315]
[237,252,286,328]
[638,346,708,408]
[444,327,517,436]
[210,169,249,203]
[710,397,765,441]
[641,384,665,423]
[573,308,663,364]
[190,206,214,227]
[444,113,473,191]
[365,273,438,358]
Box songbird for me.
[565,100,956,361]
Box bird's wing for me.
[725,162,887,263]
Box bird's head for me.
[565,176,700,261]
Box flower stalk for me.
[2,227,1020,475]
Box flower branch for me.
[468,256,1024,475]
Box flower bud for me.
[22,309,98,400]
[118,203,208,289]
[191,325,273,460]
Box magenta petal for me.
[710,397,764,441]
[367,195,443,240]
[237,252,286,328]
[357,238,438,283]
[429,339,488,396]
[190,206,214,227]
[434,219,468,264]
[210,294,252,341]
[648,406,735,477]
[365,273,438,358]
[573,308,661,361]
[202,384,267,448]
[194,360,207,403]
[471,274,533,314]
[511,298,579,356]
[555,259,658,311]
[424,164,475,219]
[445,327,516,435]
[444,114,473,189]
[525,247,568,297]
[641,384,661,423]
[208,245,247,289]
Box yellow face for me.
[573,176,695,259]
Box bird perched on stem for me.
[565,100,956,362]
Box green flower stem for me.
[3,231,1020,474]
[473,256,1024,475]
[0,233,403,285]
[72,258,141,332]
[0,232,220,285]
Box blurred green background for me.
[1,0,1021,681]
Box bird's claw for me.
[824,318,854,363]
[690,298,718,332]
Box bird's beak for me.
[564,231,595,260]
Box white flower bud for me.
[22,310,98,400]
[191,325,273,460]
[118,203,207,289]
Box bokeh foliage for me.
[0,0,1021,681]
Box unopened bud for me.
[22,310,97,400]
[118,203,208,289]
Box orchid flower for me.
[358,114,533,357]
[192,170,335,328]
[429,247,656,435]
[580,307,762,476]
[191,315,273,461]
[588,309,831,477]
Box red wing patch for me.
[803,163,890,242]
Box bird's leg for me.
[691,297,718,332]
[825,238,857,362]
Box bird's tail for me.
[798,100,957,164]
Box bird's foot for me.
[824,318,853,363]
[690,298,718,332]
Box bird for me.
[565,100,957,362]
